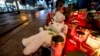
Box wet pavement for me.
[0,9,51,56]
[0,12,28,35]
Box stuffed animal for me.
[53,11,65,23]
[49,21,68,35]
[22,21,67,55]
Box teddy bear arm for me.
[63,25,68,34]
[22,36,36,47]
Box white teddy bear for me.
[22,21,68,55]
[49,21,68,35]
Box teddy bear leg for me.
[23,37,44,55]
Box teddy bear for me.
[22,21,67,55]
[49,21,68,35]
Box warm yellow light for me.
[21,16,28,21]
[22,22,29,26]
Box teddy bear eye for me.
[51,22,53,24]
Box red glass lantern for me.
[51,42,64,56]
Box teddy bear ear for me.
[39,27,44,32]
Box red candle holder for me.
[51,42,64,56]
